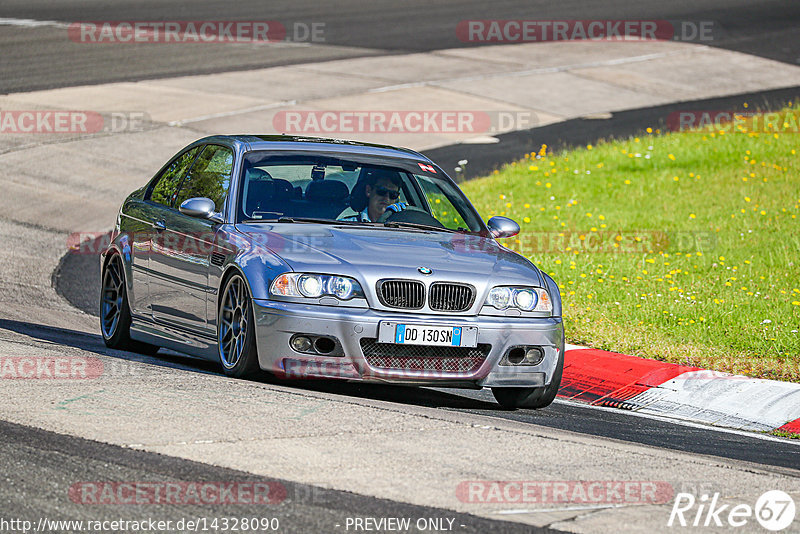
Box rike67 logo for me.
[669,490,796,531]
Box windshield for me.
[236,152,485,234]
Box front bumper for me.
[252,299,564,388]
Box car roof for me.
[197,134,433,163]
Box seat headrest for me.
[245,180,276,214]
[305,180,349,203]
[245,167,273,181]
[272,178,294,199]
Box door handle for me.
[152,220,166,232]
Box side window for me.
[148,147,200,206]
[174,145,234,211]
[417,175,465,230]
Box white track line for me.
[0,17,70,29]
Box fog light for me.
[524,347,544,365]
[291,336,313,352]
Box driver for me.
[339,172,406,222]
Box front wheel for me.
[492,335,565,410]
[217,274,260,378]
[100,253,159,355]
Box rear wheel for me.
[217,274,260,378]
[100,253,159,355]
[492,333,565,410]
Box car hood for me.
[235,223,544,287]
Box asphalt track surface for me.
[0,419,560,534]
[12,312,800,473]
[1,0,799,93]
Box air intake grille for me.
[377,280,425,309]
[210,252,226,267]
[429,282,475,312]
[360,338,490,373]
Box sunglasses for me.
[374,187,400,200]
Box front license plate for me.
[377,322,478,348]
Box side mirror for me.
[179,197,224,223]
[487,216,520,239]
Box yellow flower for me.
[668,154,676,160]
[689,214,696,219]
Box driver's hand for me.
[386,202,407,213]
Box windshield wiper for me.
[241,217,383,226]
[383,221,458,233]
[277,217,335,224]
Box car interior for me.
[241,164,413,221]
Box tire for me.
[491,332,565,410]
[217,273,261,378]
[100,253,159,355]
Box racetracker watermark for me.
[456,481,674,504]
[68,229,717,258]
[68,21,326,43]
[0,357,103,379]
[498,230,717,254]
[272,110,541,134]
[456,20,719,43]
[0,111,149,134]
[69,482,287,505]
[667,110,800,134]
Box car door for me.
[130,145,201,318]
[149,144,234,337]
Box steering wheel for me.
[383,207,445,228]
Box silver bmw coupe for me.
[100,135,564,409]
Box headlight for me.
[328,276,356,300]
[485,286,552,313]
[486,287,513,309]
[513,289,537,311]
[298,274,324,297]
[270,273,364,301]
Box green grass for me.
[770,430,800,439]
[460,105,800,381]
